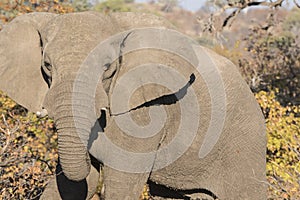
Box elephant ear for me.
[0,13,57,113]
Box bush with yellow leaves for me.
[256,89,300,199]
[0,91,57,199]
[0,0,74,27]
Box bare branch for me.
[294,0,300,8]
[208,0,286,29]
[222,7,241,27]
[251,0,284,8]
[2,113,8,127]
[0,115,11,155]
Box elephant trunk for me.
[54,80,95,181]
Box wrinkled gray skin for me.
[0,12,266,199]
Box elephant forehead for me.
[40,12,120,65]
[41,11,118,39]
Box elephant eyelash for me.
[42,60,52,75]
[41,61,52,88]
[44,61,52,72]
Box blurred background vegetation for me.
[0,0,299,199]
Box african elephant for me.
[0,11,266,199]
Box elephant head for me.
[0,11,173,182]
[0,12,91,181]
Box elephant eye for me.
[42,60,52,76]
[103,63,111,71]
[44,61,52,72]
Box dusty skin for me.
[0,12,266,199]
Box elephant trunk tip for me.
[61,160,91,182]
[59,151,91,181]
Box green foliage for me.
[256,90,300,199]
[70,0,92,11]
[94,0,134,13]
[213,40,243,65]
[239,20,300,106]
[196,36,215,47]
[282,7,300,37]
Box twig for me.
[37,158,55,172]
[208,0,285,30]
[30,189,43,200]
[0,114,20,155]
[0,158,19,167]
[0,115,11,155]
[2,113,8,127]
[294,0,300,8]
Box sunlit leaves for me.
[256,90,300,199]
[94,0,134,13]
[0,91,57,199]
[0,0,74,27]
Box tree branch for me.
[294,0,300,8]
[219,0,285,28]
[251,0,284,8]
[222,7,241,27]
[0,114,11,155]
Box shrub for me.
[0,91,57,199]
[256,90,300,199]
